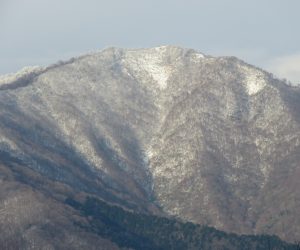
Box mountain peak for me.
[114,45,206,90]
[1,46,300,246]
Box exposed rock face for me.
[0,46,299,246]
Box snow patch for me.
[189,51,205,63]
[146,148,154,158]
[194,53,205,59]
[0,135,18,150]
[239,65,266,95]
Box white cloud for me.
[266,53,300,85]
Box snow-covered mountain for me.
[0,46,300,248]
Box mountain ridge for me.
[0,46,300,248]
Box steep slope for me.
[0,46,299,246]
[145,52,300,240]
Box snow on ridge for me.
[120,46,208,90]
[0,66,44,86]
[154,45,169,52]
[121,47,172,90]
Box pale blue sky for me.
[1,0,299,83]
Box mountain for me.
[0,45,299,249]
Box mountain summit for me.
[0,46,300,248]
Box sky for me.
[1,0,299,84]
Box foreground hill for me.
[65,196,296,250]
[0,46,299,248]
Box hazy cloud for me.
[1,0,300,75]
[266,54,300,85]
